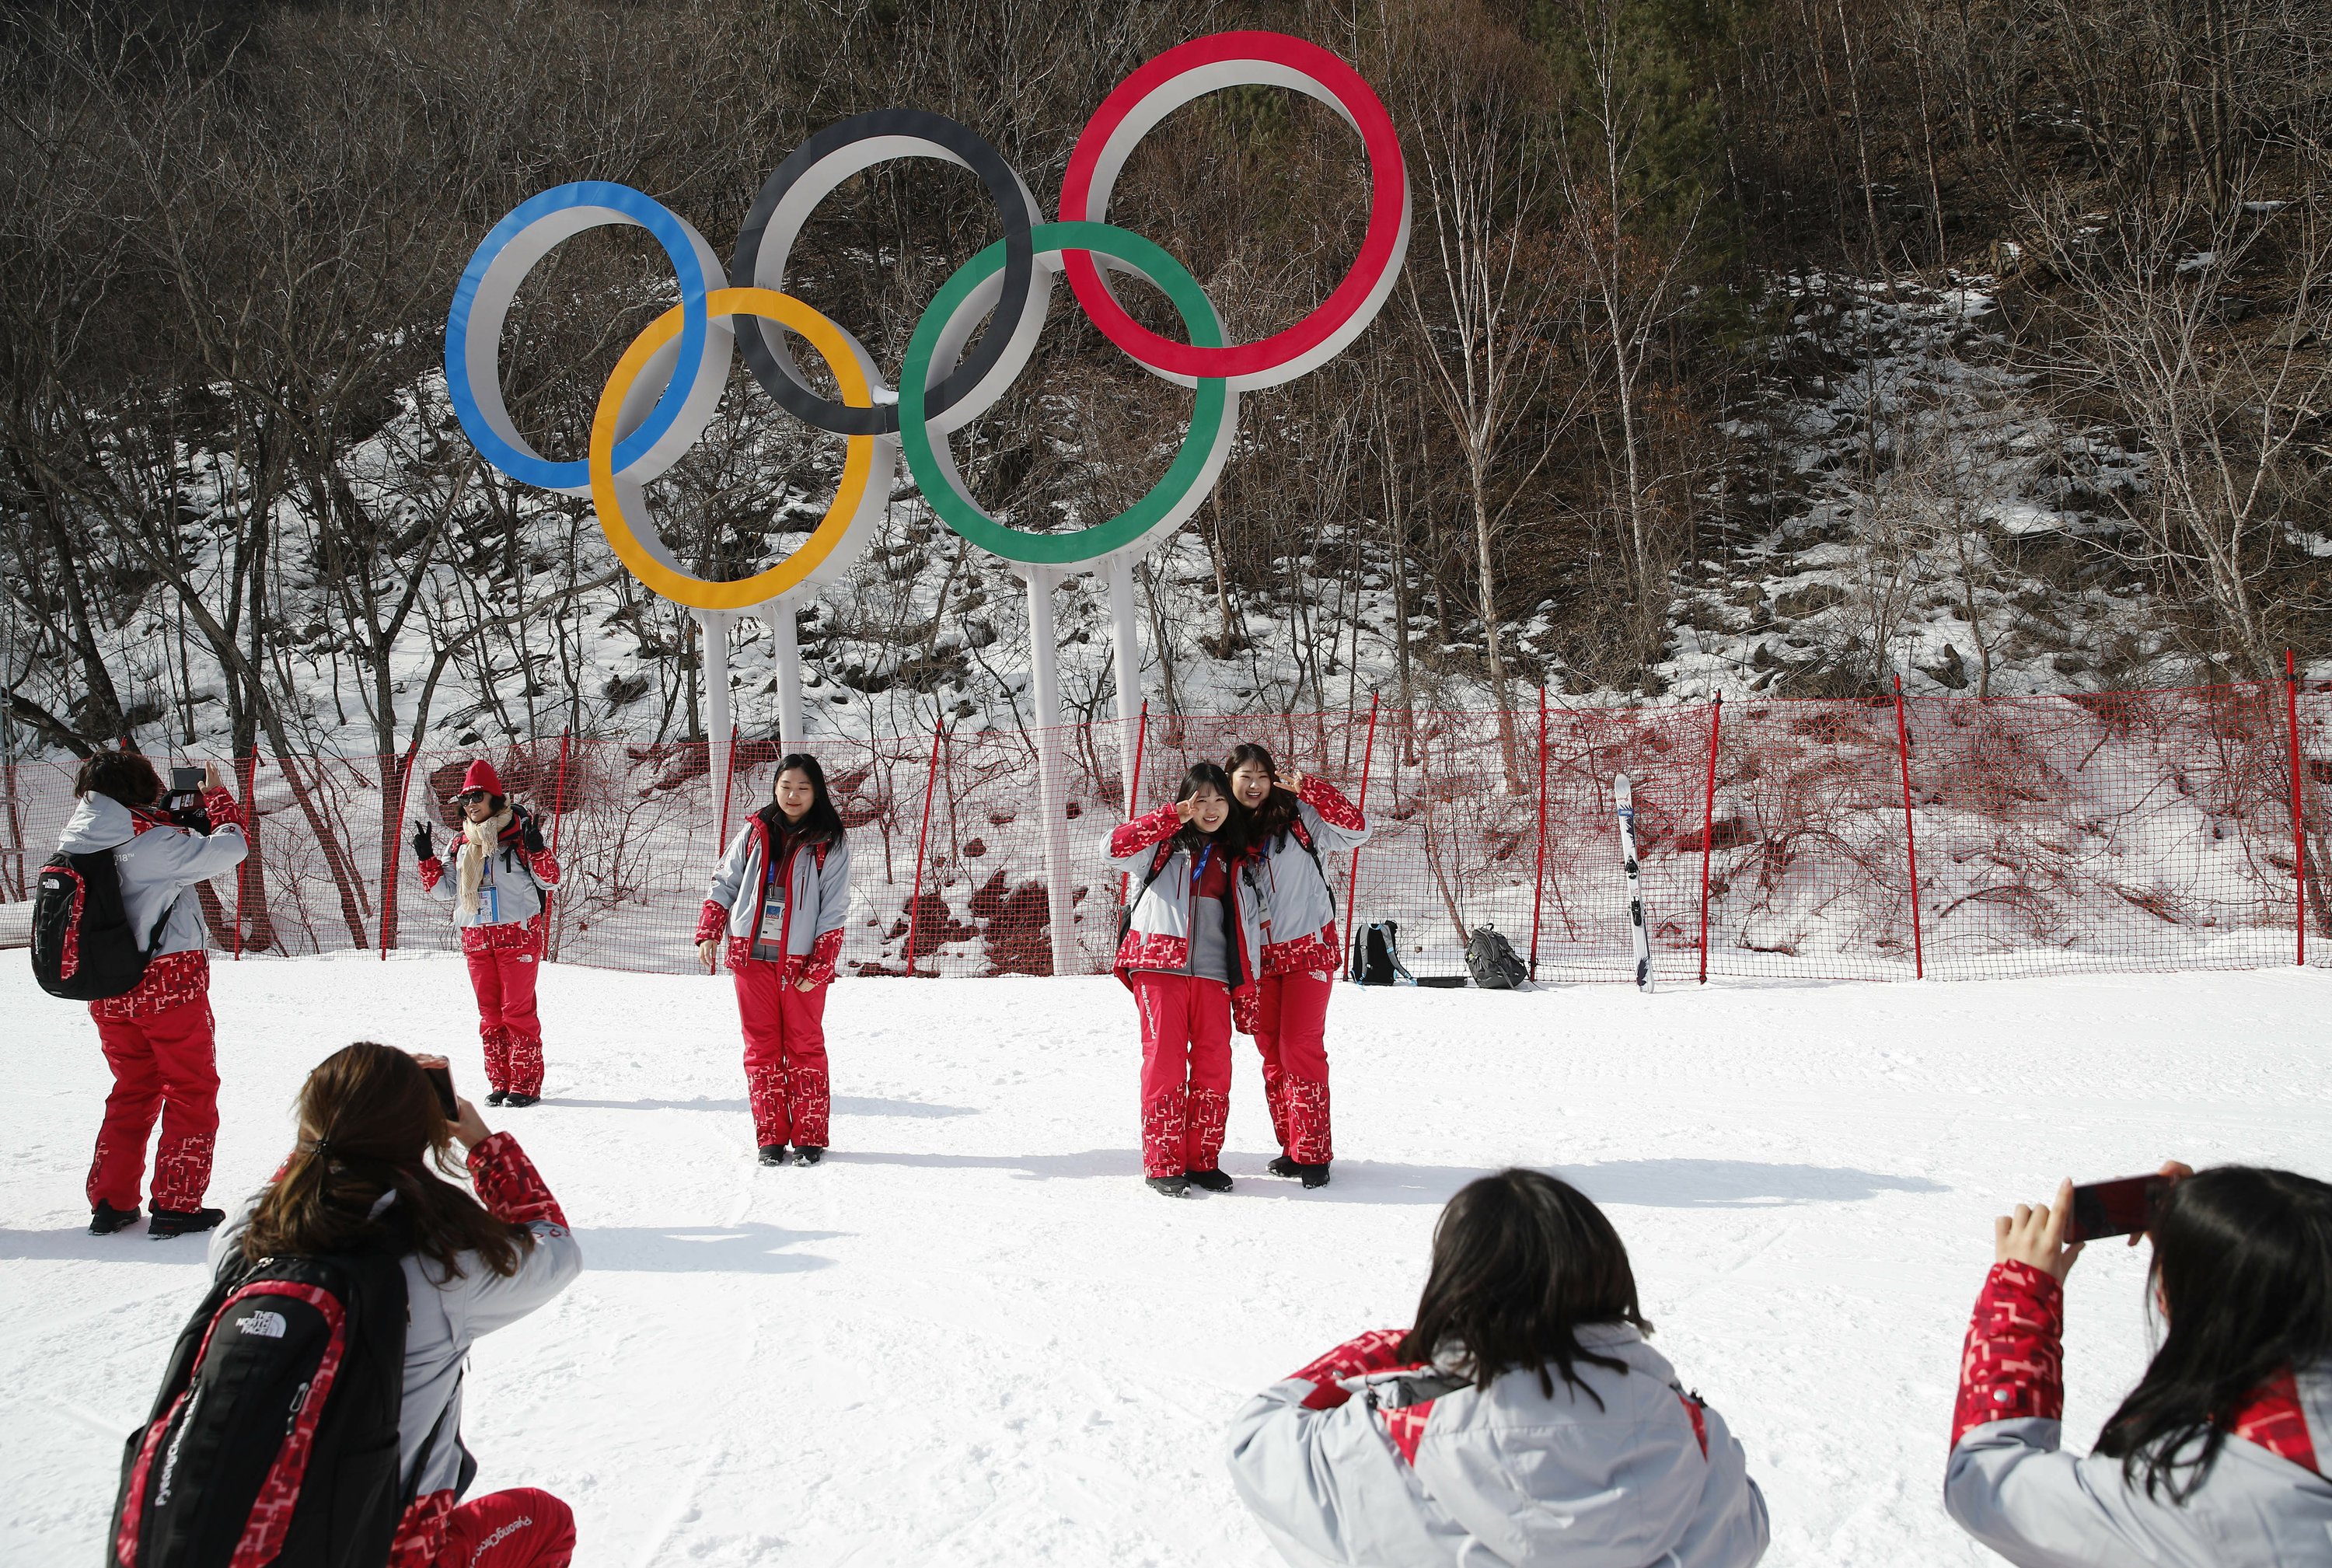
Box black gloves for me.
[520,810,547,854]
[412,822,435,864]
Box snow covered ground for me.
[4,956,2327,1566]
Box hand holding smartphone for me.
[2065,1173,2170,1244]
[412,1054,459,1120]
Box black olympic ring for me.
[729,108,1045,439]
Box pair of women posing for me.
[1107,745,1368,1198]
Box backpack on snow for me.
[1348,920,1415,986]
[30,842,173,1002]
[1464,926,1529,990]
[108,1244,442,1568]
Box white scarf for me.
[456,807,512,918]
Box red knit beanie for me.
[459,758,504,797]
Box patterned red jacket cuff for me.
[1290,1329,1412,1409]
[1953,1259,2065,1448]
[795,927,844,988]
[1298,774,1366,832]
[1109,801,1182,858]
[417,856,445,892]
[386,1489,454,1568]
[529,850,561,886]
[465,1131,567,1228]
[694,900,729,943]
[201,787,246,831]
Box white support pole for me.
[700,609,733,836]
[769,594,805,753]
[1022,565,1077,976]
[1106,554,1143,815]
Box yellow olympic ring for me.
[588,286,890,611]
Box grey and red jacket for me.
[211,1132,581,1568]
[57,787,248,1018]
[696,812,852,987]
[1108,804,1262,1001]
[1244,776,1368,977]
[1227,1325,1769,1567]
[416,812,560,955]
[1945,1259,2332,1566]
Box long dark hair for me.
[761,753,843,847]
[1172,761,1249,861]
[1400,1168,1652,1404]
[1226,742,1300,844]
[2094,1165,2332,1500]
[242,1042,534,1280]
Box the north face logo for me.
[239,1309,288,1339]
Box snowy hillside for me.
[5,955,2328,1564]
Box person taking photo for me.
[1946,1162,2332,1565]
[58,751,248,1238]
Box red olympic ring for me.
[1058,30,1409,391]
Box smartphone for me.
[2065,1175,2167,1243]
[421,1063,459,1122]
[169,766,204,794]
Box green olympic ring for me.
[899,220,1236,567]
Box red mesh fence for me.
[5,681,2329,984]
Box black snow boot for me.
[792,1146,825,1166]
[486,1089,508,1107]
[1186,1168,1234,1193]
[1145,1175,1190,1198]
[758,1145,789,1166]
[1295,1161,1332,1189]
[1266,1154,1300,1179]
[501,1092,539,1109]
[148,1207,225,1239]
[89,1201,141,1235]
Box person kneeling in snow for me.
[62,751,250,1238]
[218,1041,582,1567]
[414,759,560,1107]
[697,753,853,1167]
[1226,1168,1769,1567]
[1945,1163,2332,1566]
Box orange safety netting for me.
[5,683,2328,984]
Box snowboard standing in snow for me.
[1615,774,1653,990]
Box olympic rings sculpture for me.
[444,30,1408,610]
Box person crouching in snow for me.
[219,1041,582,1568]
[1227,1168,1770,1567]
[1945,1164,2332,1566]
[1108,762,1260,1199]
[697,753,852,1167]
[413,760,560,1108]
[62,751,249,1238]
[1225,743,1367,1190]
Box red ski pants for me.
[1133,973,1232,1178]
[734,959,830,1148]
[1254,970,1335,1164]
[88,1000,220,1214]
[437,1488,575,1568]
[466,945,545,1095]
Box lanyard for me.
[1189,844,1212,891]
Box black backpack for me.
[1347,920,1414,985]
[109,1245,430,1568]
[30,842,172,1001]
[1465,926,1529,990]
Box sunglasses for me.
[456,789,491,805]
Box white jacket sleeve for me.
[1943,1421,2135,1568]
[703,824,756,913]
[1224,1377,1464,1568]
[814,834,853,939]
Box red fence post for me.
[380,749,414,962]
[1346,693,1382,945]
[906,720,948,975]
[2287,650,2306,966]
[1118,700,1149,909]
[549,728,571,859]
[233,749,256,960]
[716,722,741,850]
[1892,676,1925,979]
[1697,693,1723,985]
[1530,686,1548,978]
